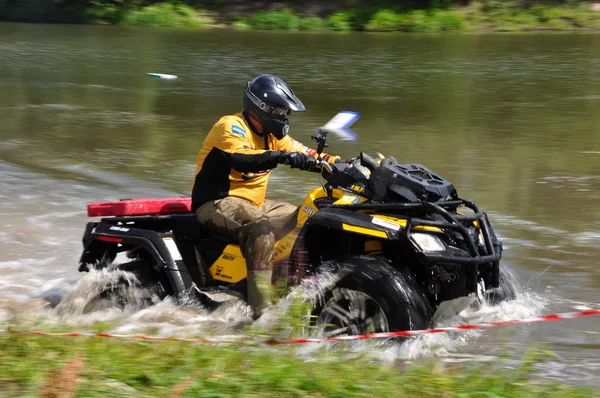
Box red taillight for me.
[97,235,123,243]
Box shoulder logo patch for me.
[231,125,246,138]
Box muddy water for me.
[1,23,599,387]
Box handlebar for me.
[319,159,333,174]
[280,154,333,174]
[281,151,381,176]
[359,152,379,173]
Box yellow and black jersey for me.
[192,112,338,210]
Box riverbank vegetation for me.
[1,1,600,32]
[0,331,597,397]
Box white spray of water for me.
[15,258,549,371]
[287,266,549,363]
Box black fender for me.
[302,207,403,240]
[78,222,194,298]
[277,208,404,286]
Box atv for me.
[77,123,516,337]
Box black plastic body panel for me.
[79,221,194,298]
[78,195,502,307]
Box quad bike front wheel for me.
[485,263,518,305]
[311,255,433,338]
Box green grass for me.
[0,331,598,397]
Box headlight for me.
[410,232,446,252]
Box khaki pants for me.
[196,197,297,316]
[195,197,297,271]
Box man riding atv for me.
[78,83,513,335]
[192,74,342,319]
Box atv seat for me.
[171,206,301,244]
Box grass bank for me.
[0,331,597,397]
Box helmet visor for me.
[245,80,305,116]
[271,107,292,116]
[246,86,293,116]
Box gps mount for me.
[311,129,329,155]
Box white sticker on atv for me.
[110,226,129,232]
[163,237,182,261]
[301,204,316,216]
[371,217,401,231]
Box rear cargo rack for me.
[87,197,192,218]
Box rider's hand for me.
[321,154,340,164]
[283,152,317,170]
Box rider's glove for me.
[321,154,340,164]
[282,152,317,170]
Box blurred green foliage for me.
[0,0,599,31]
[246,8,300,30]
[120,2,209,27]
[298,16,328,31]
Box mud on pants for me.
[195,196,297,318]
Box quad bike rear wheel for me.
[311,255,433,338]
[92,260,168,310]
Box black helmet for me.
[243,74,306,140]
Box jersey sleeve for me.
[276,136,340,164]
[214,119,281,173]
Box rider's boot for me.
[246,268,273,319]
[239,220,276,319]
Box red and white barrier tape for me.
[2,309,599,345]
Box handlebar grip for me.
[277,152,291,165]
[279,153,333,173]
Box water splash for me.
[292,265,548,364]
[35,258,547,353]
[31,268,255,338]
[49,269,161,321]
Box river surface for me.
[1,22,599,388]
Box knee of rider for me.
[246,215,273,233]
[254,217,274,236]
[239,218,274,248]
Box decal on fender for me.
[163,237,183,261]
[371,217,401,231]
[301,204,316,216]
